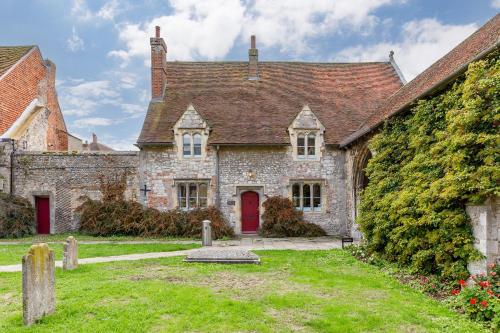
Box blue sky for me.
[0,0,497,150]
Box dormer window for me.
[182,133,202,157]
[288,105,325,161]
[174,104,210,159]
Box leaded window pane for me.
[297,135,305,157]
[199,183,208,207]
[178,184,187,208]
[193,134,202,156]
[313,184,321,211]
[303,184,311,211]
[183,134,191,156]
[189,183,197,208]
[307,135,315,156]
[292,183,301,209]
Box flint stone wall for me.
[11,151,139,232]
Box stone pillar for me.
[202,220,212,246]
[22,243,55,326]
[467,197,499,274]
[63,236,78,270]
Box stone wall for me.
[467,197,499,274]
[141,145,349,235]
[11,150,139,232]
[0,141,13,193]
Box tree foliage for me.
[0,193,35,238]
[358,51,499,279]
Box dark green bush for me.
[358,51,499,279]
[260,196,326,237]
[0,193,35,238]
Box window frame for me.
[290,181,323,212]
[181,132,203,158]
[296,132,317,159]
[176,180,210,210]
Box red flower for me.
[451,289,460,296]
[470,298,477,305]
[480,300,488,307]
[491,271,497,276]
[479,281,490,288]
[486,289,494,295]
[459,279,466,286]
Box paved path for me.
[0,237,344,273]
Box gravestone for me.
[63,236,78,270]
[185,248,260,264]
[22,243,55,326]
[202,220,212,246]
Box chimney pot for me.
[92,133,97,144]
[251,35,256,49]
[155,26,160,38]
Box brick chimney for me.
[92,133,97,144]
[150,26,167,100]
[248,35,258,80]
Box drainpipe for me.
[9,139,16,195]
[215,145,221,208]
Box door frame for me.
[233,185,264,235]
[30,191,55,234]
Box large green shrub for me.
[260,196,326,237]
[0,193,35,238]
[358,51,499,279]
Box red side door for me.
[35,197,50,234]
[241,191,259,233]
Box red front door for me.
[35,197,50,234]
[241,191,259,233]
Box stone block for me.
[62,236,78,270]
[22,243,55,326]
[184,248,260,264]
[202,220,212,246]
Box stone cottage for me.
[136,27,404,235]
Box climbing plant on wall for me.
[358,51,499,279]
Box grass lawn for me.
[0,250,487,333]
[0,233,197,243]
[0,243,200,265]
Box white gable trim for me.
[1,98,44,138]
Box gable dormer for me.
[173,104,210,159]
[288,105,325,161]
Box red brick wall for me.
[0,48,45,135]
[0,48,68,151]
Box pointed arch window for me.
[193,134,202,156]
[183,134,191,157]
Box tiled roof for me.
[138,61,402,145]
[0,46,34,78]
[340,14,500,147]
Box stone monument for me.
[202,220,212,246]
[62,236,78,270]
[22,243,55,326]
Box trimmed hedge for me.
[0,193,35,238]
[358,51,499,279]
[260,196,326,237]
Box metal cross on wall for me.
[140,184,152,197]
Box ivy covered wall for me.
[358,51,499,278]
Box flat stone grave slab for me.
[184,248,260,264]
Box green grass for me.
[0,250,487,332]
[0,243,200,265]
[0,233,197,243]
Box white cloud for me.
[71,0,122,22]
[121,103,146,118]
[59,80,121,118]
[334,18,477,81]
[100,133,140,151]
[73,117,114,128]
[109,0,398,65]
[492,0,500,9]
[67,27,85,52]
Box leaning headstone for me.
[63,236,78,270]
[22,243,55,326]
[202,220,212,246]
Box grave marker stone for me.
[63,236,78,270]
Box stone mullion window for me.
[291,182,322,212]
[297,133,316,159]
[182,132,202,158]
[177,181,209,210]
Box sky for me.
[0,1,497,150]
